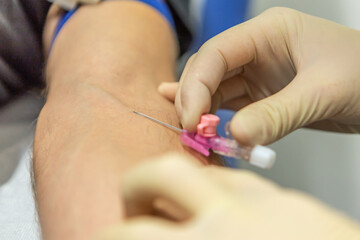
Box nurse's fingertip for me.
[181,110,198,132]
[157,82,167,94]
[158,82,178,102]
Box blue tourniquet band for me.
[49,0,175,51]
[50,7,78,50]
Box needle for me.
[133,111,183,133]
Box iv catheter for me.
[133,111,276,169]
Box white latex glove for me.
[159,7,360,145]
[96,153,360,240]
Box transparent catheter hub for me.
[221,122,276,168]
[180,131,276,169]
[212,136,276,169]
[210,136,252,161]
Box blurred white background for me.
[240,0,360,220]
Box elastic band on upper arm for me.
[49,7,78,51]
[49,0,175,52]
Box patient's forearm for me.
[33,2,197,239]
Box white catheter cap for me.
[249,145,276,169]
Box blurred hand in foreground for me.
[96,153,360,240]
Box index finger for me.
[177,21,258,131]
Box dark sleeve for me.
[0,0,50,105]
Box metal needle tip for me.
[133,111,183,133]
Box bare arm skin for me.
[33,2,212,239]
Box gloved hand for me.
[159,7,360,145]
[95,153,360,240]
